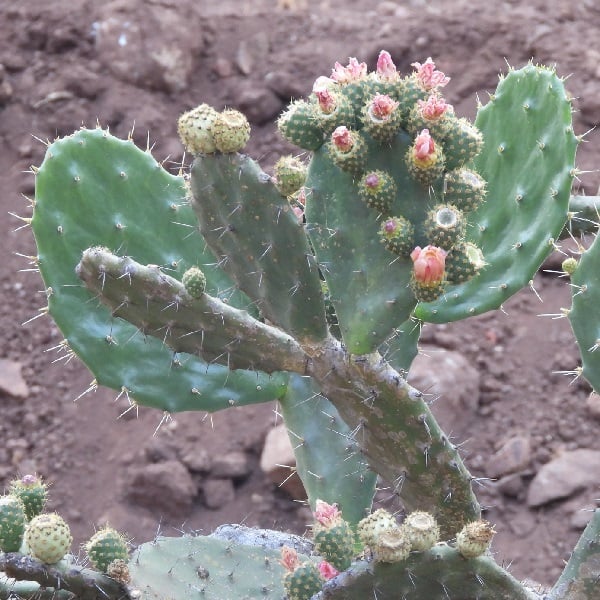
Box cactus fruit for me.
[312,501,355,571]
[283,560,324,600]
[357,509,398,548]
[358,170,397,214]
[9,475,48,521]
[25,513,72,564]
[455,519,495,559]
[402,511,440,551]
[378,216,414,255]
[273,155,308,197]
[106,558,131,584]
[278,100,325,150]
[410,245,448,302]
[0,495,26,552]
[406,128,445,185]
[181,266,207,298]
[84,526,129,573]
[177,103,219,155]
[211,108,251,153]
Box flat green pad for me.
[416,65,578,323]
[568,235,600,394]
[307,132,435,354]
[32,128,287,412]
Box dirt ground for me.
[1,0,600,590]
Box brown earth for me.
[0,0,600,590]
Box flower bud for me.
[411,245,447,285]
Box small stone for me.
[0,359,29,398]
[485,435,531,479]
[125,460,197,517]
[212,57,233,78]
[265,71,306,101]
[260,424,305,500]
[202,478,235,509]
[408,348,480,438]
[211,451,250,479]
[570,506,596,530]
[586,391,600,420]
[179,447,211,473]
[236,86,283,125]
[495,473,525,498]
[527,449,600,507]
[143,438,177,463]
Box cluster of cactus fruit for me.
[7,50,600,598]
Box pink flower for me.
[318,560,340,580]
[280,546,300,572]
[331,126,354,152]
[383,218,397,233]
[365,172,382,189]
[418,94,452,120]
[411,57,450,90]
[331,57,367,83]
[414,129,435,160]
[411,245,447,284]
[376,50,398,80]
[314,87,337,114]
[369,94,399,120]
[314,499,342,528]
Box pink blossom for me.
[315,87,337,114]
[376,50,398,81]
[383,218,397,233]
[292,205,304,222]
[280,546,300,572]
[414,129,435,160]
[331,57,367,83]
[418,94,452,120]
[318,561,340,580]
[411,57,450,90]
[411,245,447,284]
[331,126,354,152]
[21,474,38,486]
[369,94,399,120]
[314,499,342,528]
[365,172,381,189]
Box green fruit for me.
[357,509,398,548]
[278,100,324,150]
[313,521,355,571]
[0,495,26,552]
[284,562,323,600]
[402,511,440,551]
[358,170,397,214]
[372,526,411,563]
[456,520,495,559]
[378,216,414,256]
[85,526,129,573]
[211,109,250,153]
[177,103,218,155]
[423,204,466,250]
[442,116,484,170]
[274,155,308,197]
[25,513,72,563]
[9,474,48,521]
[445,242,486,284]
[182,266,207,298]
[443,168,487,213]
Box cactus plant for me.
[5,51,600,599]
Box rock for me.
[495,473,525,498]
[586,391,600,420]
[125,460,197,517]
[260,424,306,500]
[143,438,177,463]
[527,449,600,507]
[578,80,600,127]
[211,451,251,479]
[407,347,480,438]
[93,0,205,92]
[569,505,596,530]
[179,447,211,473]
[202,478,235,509]
[235,85,283,125]
[265,71,306,102]
[0,359,29,398]
[485,435,531,479]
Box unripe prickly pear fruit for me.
[182,266,207,299]
[442,116,484,170]
[312,500,354,571]
[456,519,495,559]
[445,242,486,284]
[278,100,324,151]
[358,170,397,214]
[561,257,578,276]
[106,558,131,584]
[281,546,323,600]
[85,526,129,573]
[372,525,411,563]
[361,93,403,143]
[211,109,250,153]
[0,495,27,552]
[406,129,445,186]
[177,104,218,155]
[312,80,355,134]
[410,245,447,303]
[25,513,72,564]
[423,204,465,250]
[9,474,48,521]
[357,508,398,548]
[379,216,414,256]
[402,511,440,551]
[329,126,368,176]
[273,155,307,197]
[443,168,487,213]
[407,93,453,138]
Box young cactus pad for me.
[31,128,288,412]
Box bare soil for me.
[0,0,599,589]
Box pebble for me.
[260,423,305,500]
[179,447,212,473]
[125,460,197,517]
[0,359,29,399]
[526,449,600,507]
[407,347,480,439]
[202,478,235,509]
[211,451,251,479]
[585,391,600,420]
[485,435,531,479]
[235,86,283,125]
